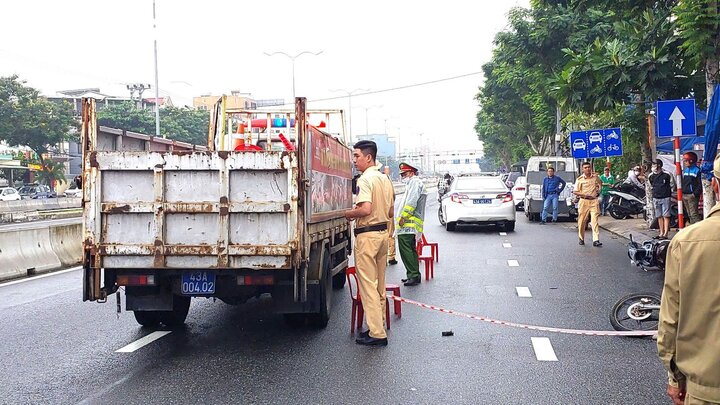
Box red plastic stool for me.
[346,267,391,333]
[419,252,434,280]
[385,284,402,318]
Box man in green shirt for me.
[600,167,615,216]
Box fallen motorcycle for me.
[609,235,670,332]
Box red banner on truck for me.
[309,126,353,222]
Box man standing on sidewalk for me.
[540,167,566,224]
[345,140,394,347]
[574,162,603,247]
[681,152,702,225]
[395,162,427,287]
[657,154,720,405]
[649,159,673,239]
[600,167,615,216]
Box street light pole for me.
[264,50,323,101]
[361,105,383,136]
[330,88,369,144]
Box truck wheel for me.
[133,310,161,327]
[283,314,306,328]
[308,249,332,328]
[332,271,346,290]
[159,295,191,328]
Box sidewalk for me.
[597,215,678,242]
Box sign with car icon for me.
[569,127,623,158]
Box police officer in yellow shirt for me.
[573,161,603,247]
[345,140,394,346]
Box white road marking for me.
[531,337,558,361]
[516,287,532,297]
[115,331,172,353]
[0,266,82,288]
[503,242,512,248]
[499,232,507,236]
[507,260,519,267]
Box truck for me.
[81,97,353,328]
[523,156,578,221]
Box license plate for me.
[181,271,216,295]
[473,198,492,204]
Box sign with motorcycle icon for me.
[569,127,623,159]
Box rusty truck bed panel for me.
[84,151,299,270]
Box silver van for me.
[522,156,578,221]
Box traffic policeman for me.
[395,162,427,286]
[658,154,720,405]
[345,140,394,346]
[573,161,603,246]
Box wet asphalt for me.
[0,192,668,404]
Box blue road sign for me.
[570,128,623,158]
[603,127,623,157]
[570,131,589,159]
[657,99,697,137]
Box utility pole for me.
[153,0,161,137]
[127,83,151,109]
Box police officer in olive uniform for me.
[345,140,394,346]
[396,162,427,286]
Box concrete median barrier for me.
[0,223,82,282]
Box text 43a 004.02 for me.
[182,271,216,294]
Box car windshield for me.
[454,177,505,191]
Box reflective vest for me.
[396,177,427,235]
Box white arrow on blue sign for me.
[656,99,697,137]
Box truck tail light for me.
[116,275,156,286]
[237,275,275,285]
[450,193,469,203]
[515,187,525,191]
[498,192,513,203]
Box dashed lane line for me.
[0,266,82,288]
[516,287,532,298]
[503,242,512,248]
[507,259,519,267]
[531,337,558,361]
[499,232,507,236]
[115,331,172,353]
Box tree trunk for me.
[703,57,719,217]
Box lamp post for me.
[330,88,369,144]
[360,105,383,136]
[264,50,323,101]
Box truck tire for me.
[158,295,191,328]
[308,249,332,328]
[332,271,346,290]
[283,314,306,328]
[133,310,161,327]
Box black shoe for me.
[388,259,398,265]
[403,277,421,286]
[593,241,602,247]
[552,219,558,223]
[540,221,546,225]
[358,330,370,338]
[652,235,661,239]
[401,278,408,283]
[579,239,585,245]
[355,335,388,346]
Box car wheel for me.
[504,221,516,232]
[446,222,457,232]
[438,207,446,226]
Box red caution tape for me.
[388,295,656,337]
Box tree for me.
[674,0,720,215]
[97,103,209,146]
[0,75,78,185]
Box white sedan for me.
[440,174,516,232]
[511,176,527,210]
[0,187,21,201]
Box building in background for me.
[194,91,258,111]
[398,149,485,175]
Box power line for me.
[308,71,483,103]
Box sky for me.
[0,0,529,155]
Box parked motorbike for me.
[607,183,646,220]
[609,235,670,332]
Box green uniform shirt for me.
[600,174,614,196]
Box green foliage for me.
[98,103,209,146]
[674,0,720,68]
[0,75,78,185]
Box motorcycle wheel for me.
[609,292,661,332]
[608,205,625,220]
